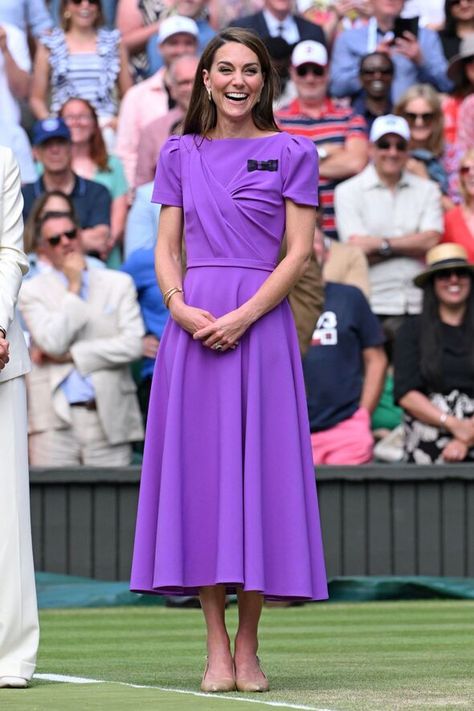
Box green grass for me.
[3,601,474,710]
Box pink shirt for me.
[115,68,169,186]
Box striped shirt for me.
[276,98,368,239]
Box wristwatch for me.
[378,239,393,258]
[317,146,328,161]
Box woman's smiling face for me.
[202,42,265,126]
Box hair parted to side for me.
[394,83,445,157]
[59,0,104,31]
[24,191,77,254]
[59,97,110,172]
[182,28,280,137]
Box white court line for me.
[35,673,337,711]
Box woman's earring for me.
[207,88,212,102]
[64,10,71,19]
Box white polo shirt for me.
[334,164,443,316]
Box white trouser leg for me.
[0,377,39,679]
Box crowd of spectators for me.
[4,0,474,466]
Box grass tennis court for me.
[4,600,474,710]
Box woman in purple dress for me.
[130,28,328,693]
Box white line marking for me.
[34,673,336,711]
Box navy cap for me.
[33,118,71,146]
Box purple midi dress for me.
[130,132,328,601]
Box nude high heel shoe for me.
[200,659,236,693]
[235,656,269,692]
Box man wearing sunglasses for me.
[18,210,145,466]
[276,40,369,240]
[352,52,394,131]
[334,114,443,333]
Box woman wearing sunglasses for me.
[395,84,450,201]
[443,149,474,261]
[30,0,132,148]
[394,243,474,463]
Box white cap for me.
[157,15,199,45]
[291,41,328,68]
[370,114,410,143]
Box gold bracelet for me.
[162,286,179,300]
[164,287,183,308]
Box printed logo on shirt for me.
[247,159,279,172]
[311,311,338,346]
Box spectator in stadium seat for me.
[394,83,449,198]
[443,34,474,146]
[59,98,129,262]
[116,0,166,81]
[303,221,387,466]
[19,209,145,466]
[228,0,326,46]
[438,0,474,61]
[0,23,32,129]
[22,118,112,260]
[335,114,443,325]
[352,51,394,132]
[330,0,452,103]
[135,54,199,189]
[115,15,198,186]
[147,0,215,75]
[124,182,161,259]
[394,243,474,463]
[443,148,474,262]
[276,40,368,240]
[30,0,132,149]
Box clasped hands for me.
[170,302,250,353]
[442,417,474,462]
[0,337,9,370]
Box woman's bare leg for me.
[199,585,234,689]
[234,590,268,691]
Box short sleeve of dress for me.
[281,135,319,207]
[151,135,183,207]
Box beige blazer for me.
[19,268,145,445]
[0,146,30,383]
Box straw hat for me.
[447,34,474,84]
[414,243,474,287]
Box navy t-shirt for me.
[303,282,384,432]
[22,174,111,228]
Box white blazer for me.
[0,146,30,383]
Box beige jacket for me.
[0,146,30,383]
[19,268,145,444]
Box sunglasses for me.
[295,64,325,77]
[360,67,393,76]
[69,0,100,5]
[450,0,474,6]
[375,138,408,151]
[460,164,474,175]
[435,268,471,280]
[45,228,78,247]
[404,111,435,125]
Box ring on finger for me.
[213,342,223,351]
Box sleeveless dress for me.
[130,132,328,601]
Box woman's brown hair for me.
[24,191,77,254]
[59,97,110,172]
[394,84,445,157]
[182,28,280,137]
[59,0,104,31]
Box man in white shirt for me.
[334,114,442,319]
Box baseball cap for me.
[157,15,199,45]
[291,41,328,68]
[370,114,410,143]
[33,118,71,146]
